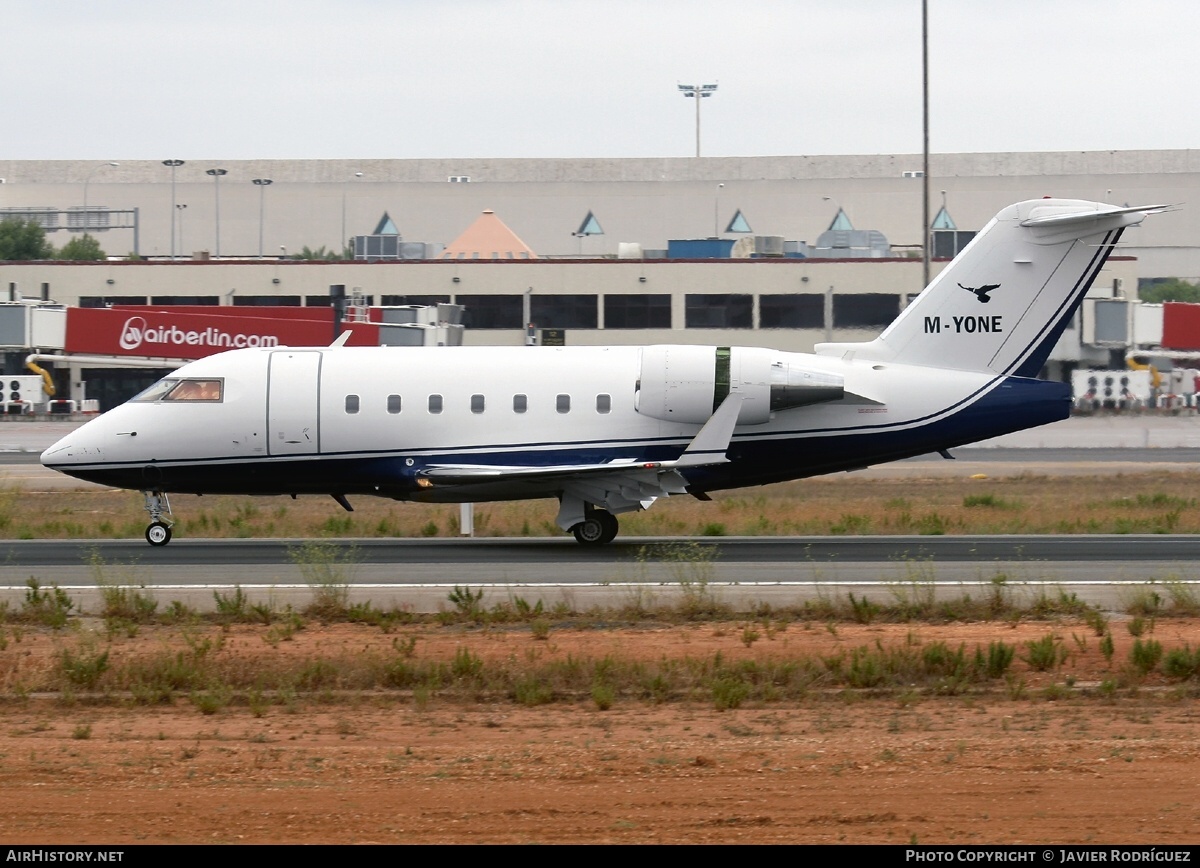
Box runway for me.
[2,416,1198,612]
[1,535,1195,614]
[3,534,1199,568]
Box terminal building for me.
[0,150,1197,408]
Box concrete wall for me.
[0,151,1195,277]
[0,255,1139,355]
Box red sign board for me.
[65,307,378,360]
[1162,302,1200,351]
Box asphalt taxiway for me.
[1,416,1196,612]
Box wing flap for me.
[420,457,663,483]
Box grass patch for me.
[289,541,356,620]
[18,579,75,628]
[10,471,1200,541]
[16,608,1200,711]
[1021,634,1067,672]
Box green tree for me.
[1139,278,1200,304]
[0,218,54,260]
[57,233,106,261]
[291,245,342,261]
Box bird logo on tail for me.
[959,283,1001,303]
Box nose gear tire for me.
[146,522,172,546]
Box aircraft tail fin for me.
[815,199,1169,377]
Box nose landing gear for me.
[141,490,174,546]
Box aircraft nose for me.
[39,421,124,487]
[41,438,80,467]
[41,434,69,466]
[41,425,102,468]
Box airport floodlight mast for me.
[82,161,119,232]
[175,203,187,258]
[206,168,227,258]
[922,0,931,288]
[677,83,718,157]
[341,171,363,255]
[162,160,184,260]
[252,178,273,259]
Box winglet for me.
[674,392,743,468]
[329,330,352,349]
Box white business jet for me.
[42,199,1164,546]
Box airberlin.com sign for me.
[117,316,280,352]
[66,307,377,359]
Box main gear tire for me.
[570,509,618,546]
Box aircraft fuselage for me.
[43,343,1067,501]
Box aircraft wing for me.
[418,393,744,516]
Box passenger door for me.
[267,351,321,455]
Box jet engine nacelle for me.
[635,345,844,425]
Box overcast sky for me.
[6,0,1195,160]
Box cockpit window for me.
[131,378,223,403]
[130,379,179,403]
[164,379,223,402]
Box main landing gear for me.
[141,490,175,546]
[571,508,619,546]
[557,493,620,546]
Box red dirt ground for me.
[1,619,1199,844]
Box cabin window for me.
[513,394,527,413]
[596,394,611,414]
[556,394,571,414]
[345,395,360,414]
[387,394,402,414]
[471,394,485,414]
[133,378,223,403]
[428,394,443,414]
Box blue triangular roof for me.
[725,209,752,233]
[372,212,400,235]
[576,211,603,236]
[931,206,957,230]
[828,208,853,231]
